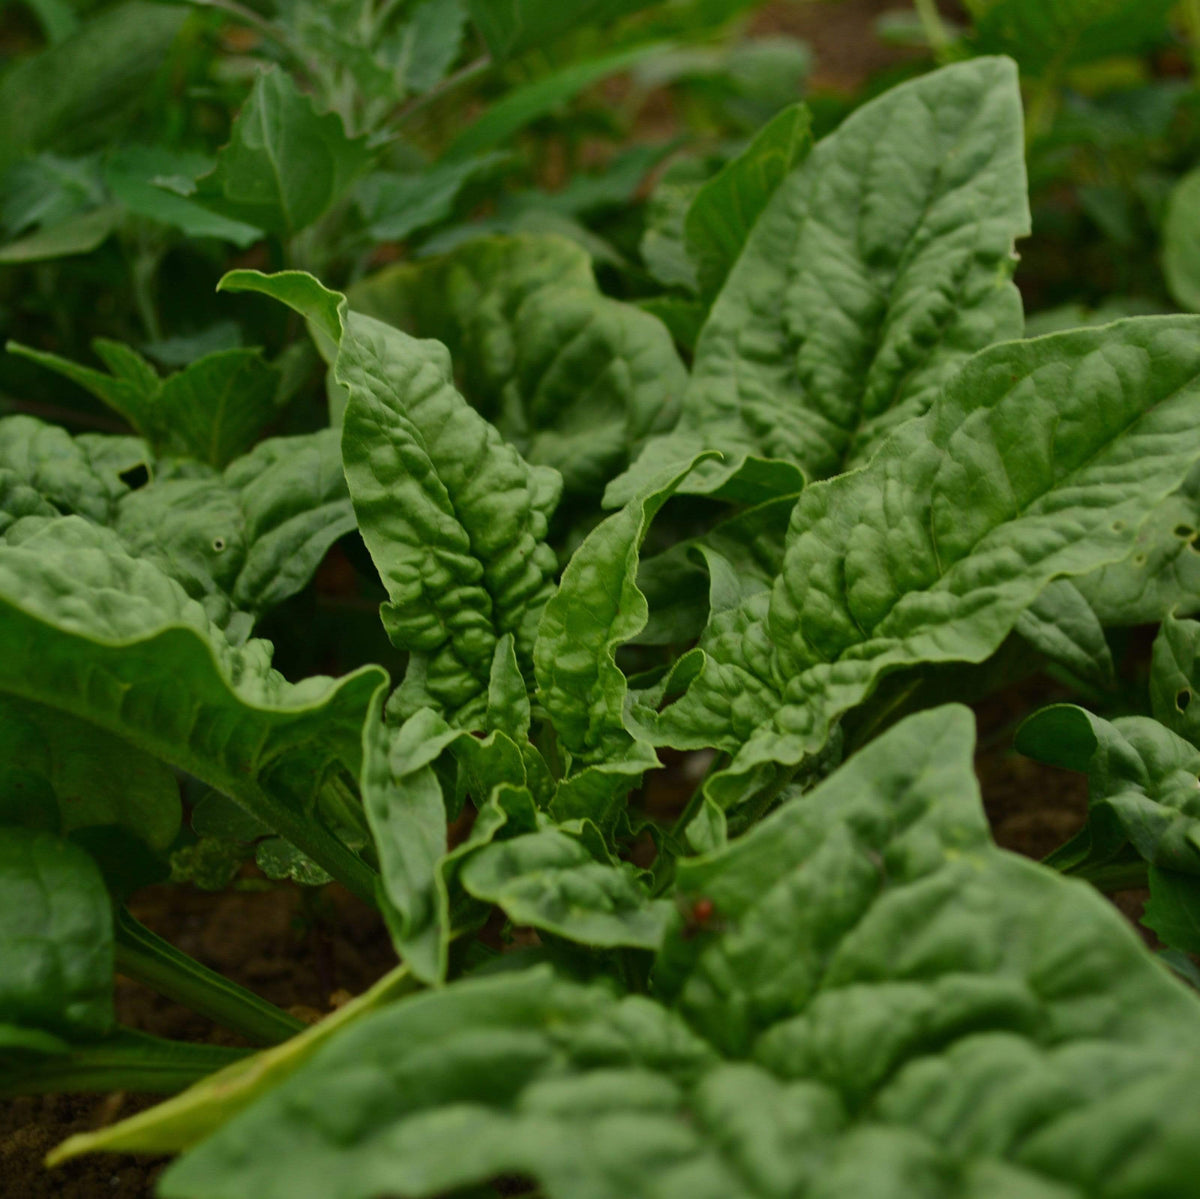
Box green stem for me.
[114,908,305,1046]
[912,0,951,60]
[394,54,491,126]
[0,1028,249,1097]
[1065,858,1149,892]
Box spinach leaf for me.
[609,57,1029,505]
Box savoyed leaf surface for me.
[160,708,1200,1199]
[652,318,1200,809]
[609,57,1029,504]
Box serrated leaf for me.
[651,318,1200,811]
[349,234,685,496]
[608,57,1029,506]
[222,269,561,727]
[192,70,372,238]
[0,515,385,902]
[0,827,113,1042]
[159,707,1200,1199]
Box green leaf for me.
[1151,613,1200,746]
[534,458,710,824]
[0,695,180,851]
[1145,866,1200,956]
[1165,167,1200,313]
[192,70,372,238]
[0,827,113,1043]
[0,515,386,903]
[445,43,666,161]
[159,707,1200,1199]
[0,2,187,173]
[653,317,1200,811]
[685,102,812,301]
[114,429,356,632]
[356,153,509,243]
[104,146,262,247]
[966,0,1176,74]
[1014,579,1116,689]
[222,269,561,726]
[0,204,121,263]
[608,57,1029,505]
[8,340,285,468]
[348,235,685,496]
[1016,705,1200,878]
[460,828,671,949]
[0,414,137,525]
[467,0,662,61]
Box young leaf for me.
[0,516,386,902]
[608,57,1029,505]
[159,708,1200,1199]
[349,234,685,496]
[191,70,372,239]
[0,827,113,1043]
[221,269,561,726]
[8,340,285,468]
[653,317,1200,810]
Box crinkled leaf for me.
[609,58,1029,505]
[461,828,671,948]
[9,340,285,468]
[653,318,1200,811]
[222,269,561,727]
[161,707,1200,1199]
[0,827,113,1042]
[1016,704,1200,877]
[115,429,356,633]
[0,515,385,902]
[192,69,372,238]
[348,235,685,496]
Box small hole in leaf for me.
[1111,520,1126,532]
[212,537,227,553]
[1133,553,1147,567]
[119,463,150,490]
[1175,524,1196,540]
[1178,689,1192,712]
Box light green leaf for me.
[0,204,121,263]
[1016,704,1200,878]
[222,269,561,726]
[160,707,1200,1199]
[467,0,662,61]
[0,2,187,173]
[0,515,386,902]
[192,69,372,238]
[608,57,1029,505]
[685,102,812,301]
[1164,167,1200,314]
[8,340,285,468]
[654,318,1200,811]
[356,153,508,243]
[104,146,262,247]
[0,827,113,1043]
[461,828,670,948]
[114,429,356,633]
[348,234,685,496]
[535,459,708,825]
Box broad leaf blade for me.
[608,57,1029,505]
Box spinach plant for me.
[4,50,1200,1199]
